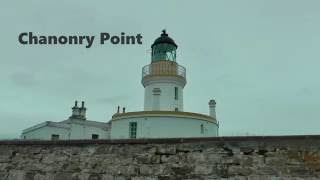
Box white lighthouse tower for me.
[142,30,185,111]
[110,31,219,139]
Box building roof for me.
[22,121,70,134]
[22,118,110,134]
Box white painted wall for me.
[21,126,70,140]
[144,83,184,111]
[69,123,109,139]
[21,121,110,140]
[111,116,218,139]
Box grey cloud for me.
[10,72,37,88]
[95,95,131,105]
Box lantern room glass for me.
[152,43,177,62]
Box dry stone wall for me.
[0,136,320,180]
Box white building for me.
[21,101,110,140]
[110,30,219,139]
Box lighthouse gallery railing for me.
[142,61,186,79]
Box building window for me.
[92,134,99,140]
[129,122,137,139]
[23,136,26,139]
[200,124,204,134]
[174,87,178,100]
[51,134,59,140]
[175,108,179,112]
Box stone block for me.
[53,172,73,180]
[187,152,205,163]
[171,164,193,176]
[193,164,213,175]
[7,170,25,180]
[160,155,179,164]
[0,155,11,163]
[228,166,253,176]
[34,173,46,180]
[135,154,160,164]
[131,176,158,180]
[156,145,176,155]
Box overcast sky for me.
[1,0,319,139]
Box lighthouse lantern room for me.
[151,30,177,62]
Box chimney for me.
[71,100,80,117]
[81,101,84,108]
[117,106,120,113]
[79,101,87,120]
[208,99,216,119]
[123,107,126,113]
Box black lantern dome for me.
[151,30,177,62]
[151,30,177,48]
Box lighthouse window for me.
[129,122,137,139]
[174,87,178,100]
[152,43,177,62]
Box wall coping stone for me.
[0,135,320,146]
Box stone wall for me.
[0,135,320,180]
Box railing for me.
[142,61,186,79]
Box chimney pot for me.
[209,99,216,107]
[208,99,216,119]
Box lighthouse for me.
[142,30,186,112]
[110,31,219,139]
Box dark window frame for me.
[200,124,204,134]
[92,134,99,140]
[51,134,59,140]
[174,87,178,100]
[129,122,137,139]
